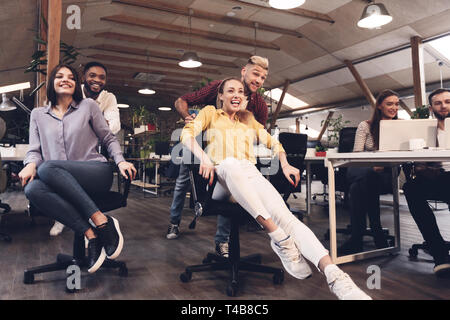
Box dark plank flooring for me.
[0,181,449,300]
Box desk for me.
[325,149,450,264]
[304,152,326,215]
[126,157,171,196]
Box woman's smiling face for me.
[219,79,245,114]
[378,94,399,120]
[54,67,76,97]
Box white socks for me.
[268,227,289,244]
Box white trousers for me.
[213,157,329,268]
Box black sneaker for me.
[215,242,229,258]
[166,224,180,240]
[87,237,106,273]
[96,215,123,260]
[337,238,363,256]
[434,255,450,277]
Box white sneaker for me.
[270,236,312,280]
[49,221,65,236]
[327,268,372,300]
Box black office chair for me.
[179,164,284,297]
[323,127,394,246]
[266,132,307,220]
[401,163,450,259]
[23,169,131,292]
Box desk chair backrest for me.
[338,127,357,153]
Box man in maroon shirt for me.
[167,56,270,257]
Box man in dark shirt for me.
[167,56,269,257]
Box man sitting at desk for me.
[403,88,450,277]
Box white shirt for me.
[82,85,121,134]
[437,128,450,171]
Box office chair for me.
[23,168,131,292]
[266,132,307,220]
[322,127,394,246]
[179,164,285,297]
[401,163,450,259]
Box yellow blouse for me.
[181,105,285,165]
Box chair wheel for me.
[180,271,192,283]
[226,282,238,297]
[119,265,128,277]
[23,272,34,284]
[273,271,284,285]
[409,248,418,258]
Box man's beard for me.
[433,109,449,120]
[83,80,104,99]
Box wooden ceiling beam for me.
[94,32,251,59]
[344,60,376,109]
[411,36,427,107]
[100,15,280,50]
[103,63,205,80]
[232,0,334,24]
[108,73,194,86]
[112,0,303,38]
[108,78,189,90]
[87,53,221,75]
[90,44,238,68]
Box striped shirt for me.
[353,121,376,152]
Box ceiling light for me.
[158,107,172,111]
[138,88,155,95]
[179,51,202,68]
[179,9,202,69]
[117,104,129,108]
[0,93,17,111]
[357,2,393,29]
[269,0,305,10]
[0,82,30,94]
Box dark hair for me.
[428,88,450,106]
[216,77,253,124]
[83,61,107,75]
[368,89,400,149]
[46,63,83,106]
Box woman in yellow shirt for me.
[181,78,371,300]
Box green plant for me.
[132,106,151,127]
[315,143,327,152]
[192,78,213,92]
[320,114,350,147]
[25,37,79,75]
[412,105,430,119]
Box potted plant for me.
[315,143,328,157]
[412,105,430,119]
[321,114,351,149]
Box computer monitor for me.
[155,141,170,156]
[379,119,437,151]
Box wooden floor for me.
[0,181,449,300]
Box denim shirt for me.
[24,98,125,168]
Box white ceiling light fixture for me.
[117,104,130,108]
[139,50,156,95]
[179,9,202,69]
[357,1,393,29]
[158,107,172,111]
[0,93,17,111]
[0,82,31,94]
[269,0,305,10]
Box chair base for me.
[408,241,450,259]
[23,232,128,292]
[180,252,284,297]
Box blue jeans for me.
[169,155,231,243]
[24,160,113,234]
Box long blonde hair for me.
[216,77,253,124]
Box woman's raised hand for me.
[199,157,215,186]
[282,164,300,188]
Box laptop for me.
[379,119,437,151]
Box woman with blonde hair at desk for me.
[18,63,137,273]
[339,89,400,255]
[181,77,371,300]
